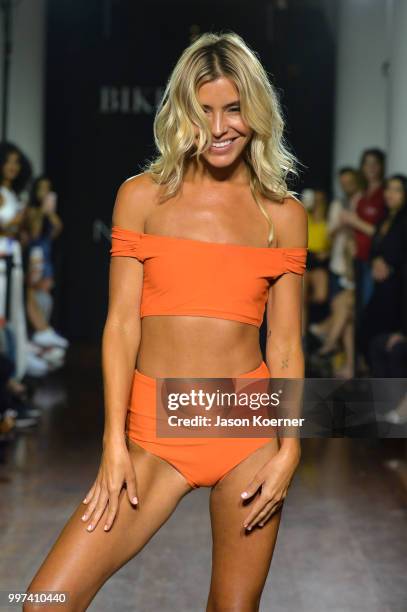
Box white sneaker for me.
[382,409,407,425]
[26,351,49,377]
[32,327,70,349]
[47,356,65,372]
[41,346,66,366]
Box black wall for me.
[45,0,335,341]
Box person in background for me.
[0,142,31,237]
[309,168,362,378]
[358,174,407,369]
[303,188,331,328]
[0,142,41,418]
[328,168,362,297]
[340,149,386,312]
[367,175,407,425]
[20,176,68,352]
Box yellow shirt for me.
[307,213,330,253]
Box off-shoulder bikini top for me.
[110,226,307,328]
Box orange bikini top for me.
[110,226,307,328]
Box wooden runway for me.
[0,344,406,612]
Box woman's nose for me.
[211,111,227,136]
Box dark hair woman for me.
[357,174,407,365]
[0,142,32,237]
[21,175,68,353]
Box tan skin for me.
[24,77,307,611]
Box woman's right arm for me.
[82,176,149,533]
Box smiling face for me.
[193,76,253,168]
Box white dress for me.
[0,186,25,226]
[0,186,28,378]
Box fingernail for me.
[132,497,138,504]
[87,524,93,531]
[81,514,87,521]
[83,497,87,503]
[246,526,252,531]
[241,492,248,498]
[104,525,109,531]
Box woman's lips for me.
[209,137,238,154]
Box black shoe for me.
[15,404,38,428]
[304,330,323,354]
[10,394,41,419]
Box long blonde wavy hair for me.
[143,31,299,244]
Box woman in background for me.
[0,142,32,390]
[303,188,331,329]
[358,174,407,367]
[341,150,386,315]
[21,176,68,351]
[0,142,31,237]
[309,168,362,378]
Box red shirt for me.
[355,186,386,261]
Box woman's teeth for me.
[211,139,234,148]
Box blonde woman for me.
[25,32,307,611]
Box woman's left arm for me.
[47,210,64,239]
[242,197,308,530]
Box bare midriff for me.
[136,315,264,378]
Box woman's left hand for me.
[372,256,391,281]
[241,449,301,531]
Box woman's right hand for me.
[81,438,138,532]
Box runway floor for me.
[0,345,406,612]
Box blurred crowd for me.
[303,148,407,424]
[0,141,68,439]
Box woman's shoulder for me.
[116,171,159,200]
[112,172,160,231]
[265,194,308,248]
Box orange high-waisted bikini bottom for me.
[126,360,275,488]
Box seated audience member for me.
[303,188,331,326]
[309,168,362,378]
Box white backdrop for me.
[0,0,45,174]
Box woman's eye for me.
[229,106,240,112]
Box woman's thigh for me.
[207,440,283,611]
[24,442,192,611]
